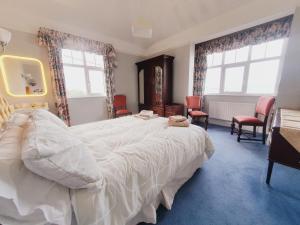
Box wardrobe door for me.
[138,69,145,105]
[143,65,153,107]
[154,66,163,106]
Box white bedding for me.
[0,122,72,225]
[69,116,214,225]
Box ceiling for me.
[0,0,299,55]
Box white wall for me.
[68,97,108,125]
[114,52,141,114]
[277,7,300,109]
[0,29,56,111]
[0,29,142,125]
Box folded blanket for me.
[139,110,154,117]
[169,115,188,122]
[168,119,189,127]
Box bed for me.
[0,96,214,225]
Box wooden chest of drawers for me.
[165,104,184,117]
[152,105,165,117]
[139,103,184,117]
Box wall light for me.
[0,55,48,97]
[0,28,11,53]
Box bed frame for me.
[0,96,14,128]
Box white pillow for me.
[21,118,102,189]
[31,109,68,129]
[0,124,72,225]
[3,112,29,129]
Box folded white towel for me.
[169,115,187,122]
[134,114,158,120]
[139,110,154,117]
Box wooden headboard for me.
[0,96,14,128]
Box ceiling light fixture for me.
[131,16,152,39]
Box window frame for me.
[61,49,106,99]
[204,38,288,96]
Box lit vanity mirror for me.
[0,55,47,97]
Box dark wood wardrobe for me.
[136,55,183,117]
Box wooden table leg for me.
[266,160,274,185]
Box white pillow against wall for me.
[31,109,68,129]
[21,118,102,189]
[0,124,71,225]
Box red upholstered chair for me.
[186,96,208,130]
[113,95,132,118]
[231,96,275,144]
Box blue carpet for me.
[141,125,300,225]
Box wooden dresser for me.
[136,55,184,117]
[266,109,300,184]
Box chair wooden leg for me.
[205,116,208,130]
[231,118,235,135]
[191,116,194,124]
[237,124,242,142]
[262,125,266,144]
[253,126,256,137]
[266,160,274,185]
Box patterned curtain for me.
[37,28,71,126]
[103,44,117,118]
[193,15,294,97]
[37,28,117,121]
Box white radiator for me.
[208,101,256,121]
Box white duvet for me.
[70,116,214,225]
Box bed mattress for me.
[69,116,214,225]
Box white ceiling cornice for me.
[144,0,300,56]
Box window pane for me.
[204,67,221,94]
[224,67,244,92]
[251,43,266,60]
[63,66,87,97]
[84,52,104,68]
[85,52,96,67]
[212,52,223,66]
[206,54,213,67]
[72,50,84,65]
[88,70,106,95]
[236,46,249,62]
[225,50,236,64]
[95,55,104,68]
[266,39,284,58]
[247,59,280,94]
[61,49,72,64]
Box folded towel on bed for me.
[169,115,188,122]
[168,117,190,127]
[134,110,158,120]
[140,110,154,117]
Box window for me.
[61,49,106,98]
[204,38,286,95]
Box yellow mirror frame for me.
[0,55,48,97]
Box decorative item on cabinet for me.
[136,55,184,117]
